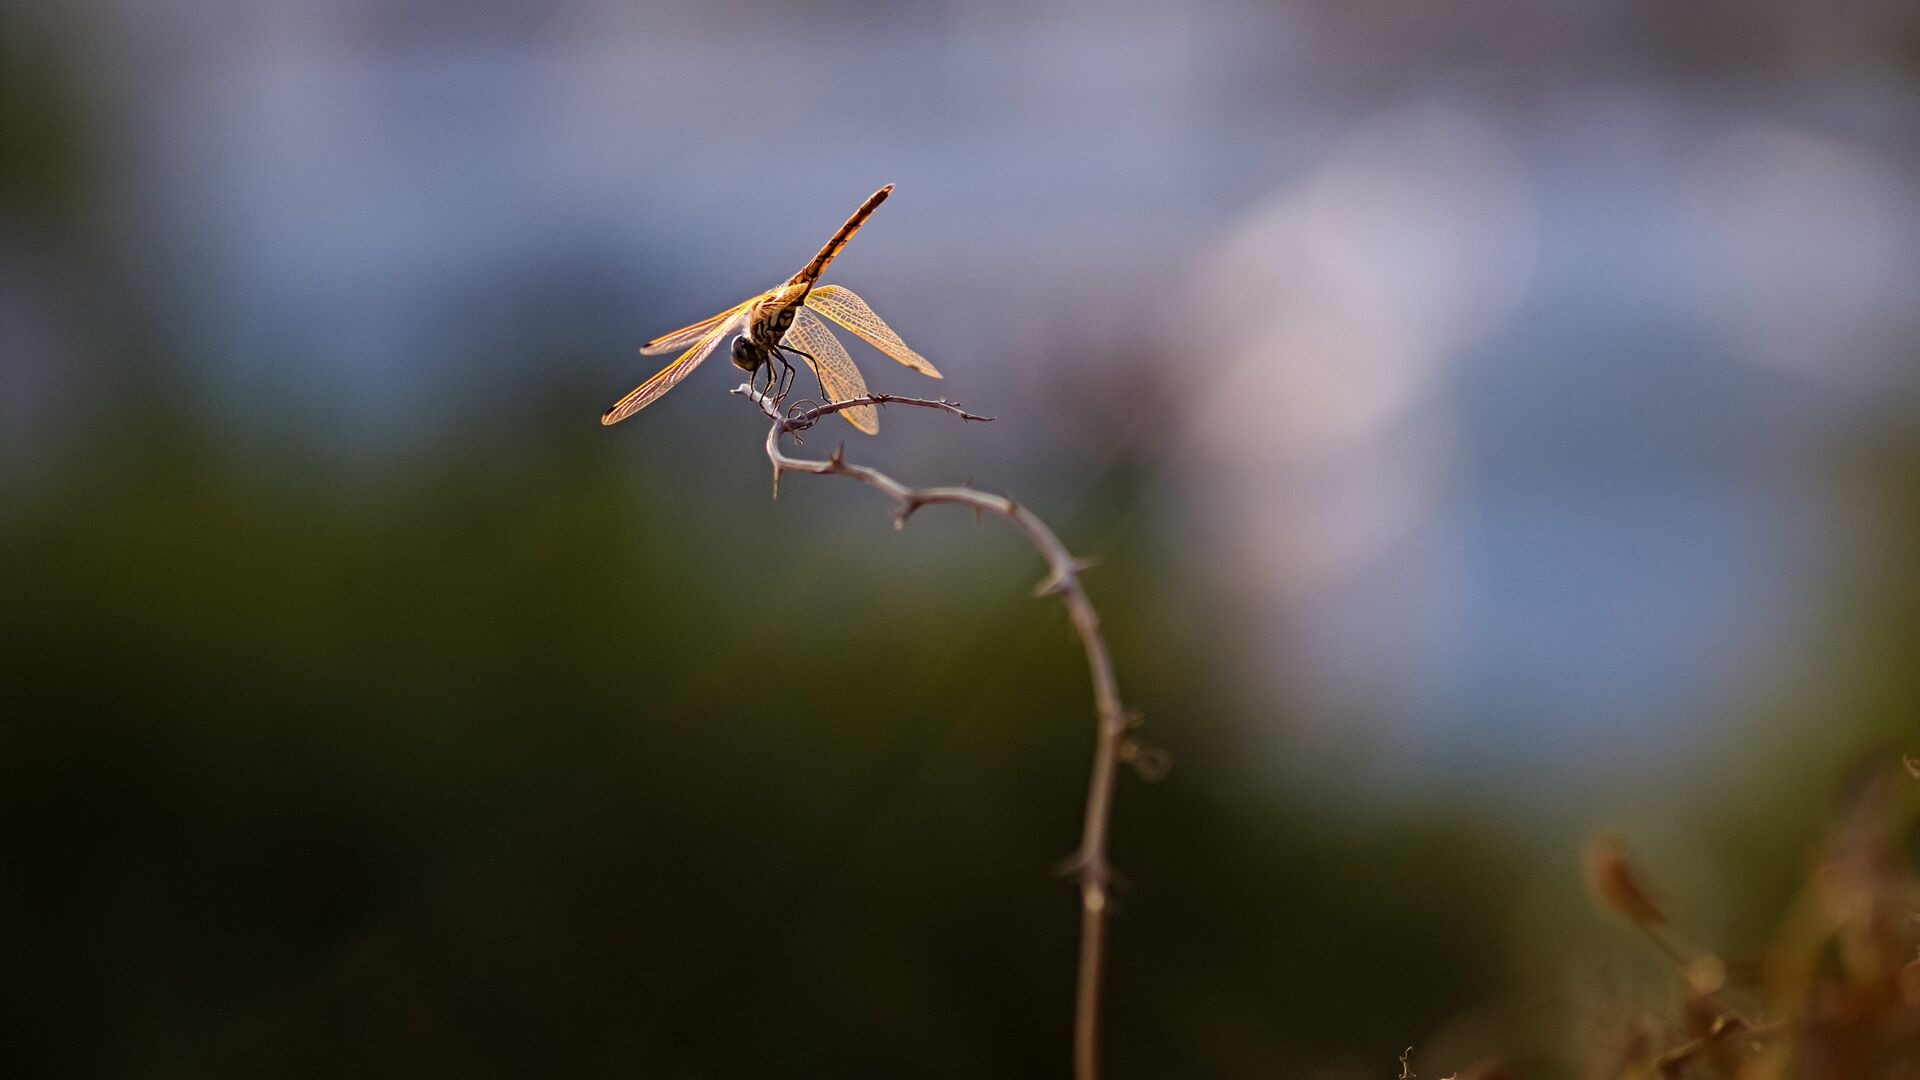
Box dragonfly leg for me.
[781,345,831,403]
[757,358,779,401]
[768,355,788,402]
[784,349,806,401]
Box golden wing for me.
[802,285,941,378]
[787,309,878,434]
[639,298,754,356]
[602,309,743,425]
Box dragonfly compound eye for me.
[729,334,759,372]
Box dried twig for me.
[732,384,1141,1080]
[1650,1017,1791,1077]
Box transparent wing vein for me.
[602,310,742,425]
[802,285,941,378]
[786,309,877,434]
[640,299,754,355]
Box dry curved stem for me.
[732,384,1137,1080]
[1651,1017,1791,1077]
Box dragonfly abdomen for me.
[786,183,892,287]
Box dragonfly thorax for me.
[732,292,803,371]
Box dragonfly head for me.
[729,334,761,372]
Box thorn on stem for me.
[894,495,928,530]
[1053,849,1114,889]
[1121,739,1172,782]
[1032,568,1069,598]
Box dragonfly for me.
[602,183,941,433]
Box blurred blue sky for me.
[7,0,1918,805]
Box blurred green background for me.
[3,3,1917,1077]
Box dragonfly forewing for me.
[602,309,744,425]
[802,285,941,378]
[787,310,878,434]
[640,299,753,355]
